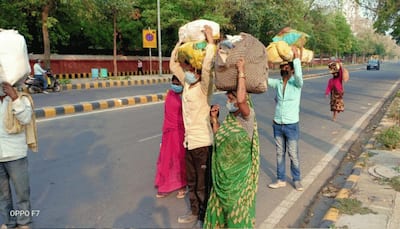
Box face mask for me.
[185,71,198,84]
[170,84,183,93]
[280,70,290,77]
[226,102,239,113]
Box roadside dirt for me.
[301,89,399,228]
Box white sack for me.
[179,19,220,43]
[0,29,31,85]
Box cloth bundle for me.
[266,27,313,63]
[175,19,220,70]
[272,27,310,47]
[0,29,31,85]
[178,19,220,43]
[266,41,314,63]
[214,33,268,94]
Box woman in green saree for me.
[204,58,260,228]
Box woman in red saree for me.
[154,75,187,198]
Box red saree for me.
[154,90,186,193]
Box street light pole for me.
[157,0,162,76]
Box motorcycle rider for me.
[33,59,48,94]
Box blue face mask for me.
[226,102,239,113]
[170,84,183,93]
[184,71,198,84]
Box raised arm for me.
[200,25,216,94]
[169,41,185,84]
[292,46,303,88]
[236,58,250,118]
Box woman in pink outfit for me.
[154,75,187,199]
[325,62,345,121]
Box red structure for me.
[29,54,171,78]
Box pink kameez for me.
[154,90,186,193]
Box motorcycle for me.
[25,69,61,94]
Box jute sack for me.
[341,64,349,83]
[214,33,268,94]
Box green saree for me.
[204,103,260,228]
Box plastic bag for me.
[179,19,220,43]
[0,29,31,85]
[177,41,208,70]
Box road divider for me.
[34,93,166,119]
[22,77,171,93]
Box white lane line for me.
[138,134,162,142]
[259,80,399,229]
[36,101,164,123]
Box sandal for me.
[176,190,187,199]
[156,193,168,198]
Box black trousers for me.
[185,145,212,221]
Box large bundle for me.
[272,27,310,47]
[266,41,314,63]
[175,20,219,69]
[214,33,268,94]
[267,27,314,64]
[179,19,220,43]
[0,29,31,85]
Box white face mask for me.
[226,102,239,113]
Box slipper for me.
[176,190,187,199]
[156,193,168,198]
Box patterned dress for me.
[204,98,260,228]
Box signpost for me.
[142,29,157,74]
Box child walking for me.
[325,62,345,121]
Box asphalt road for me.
[30,66,360,109]
[5,62,399,228]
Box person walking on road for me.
[33,59,48,94]
[169,25,215,226]
[137,59,144,75]
[204,58,260,228]
[154,75,187,199]
[325,62,345,121]
[268,46,304,191]
[0,82,37,229]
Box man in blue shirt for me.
[267,47,304,191]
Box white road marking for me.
[259,81,399,229]
[138,134,162,142]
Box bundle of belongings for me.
[0,29,31,85]
[266,27,314,64]
[214,33,268,94]
[328,61,349,83]
[0,29,38,152]
[176,19,219,70]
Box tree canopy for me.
[1,0,398,60]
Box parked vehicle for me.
[25,69,61,93]
[367,59,380,70]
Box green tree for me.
[356,0,400,44]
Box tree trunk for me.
[113,11,117,77]
[42,3,51,68]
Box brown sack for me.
[342,65,349,83]
[214,33,268,94]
